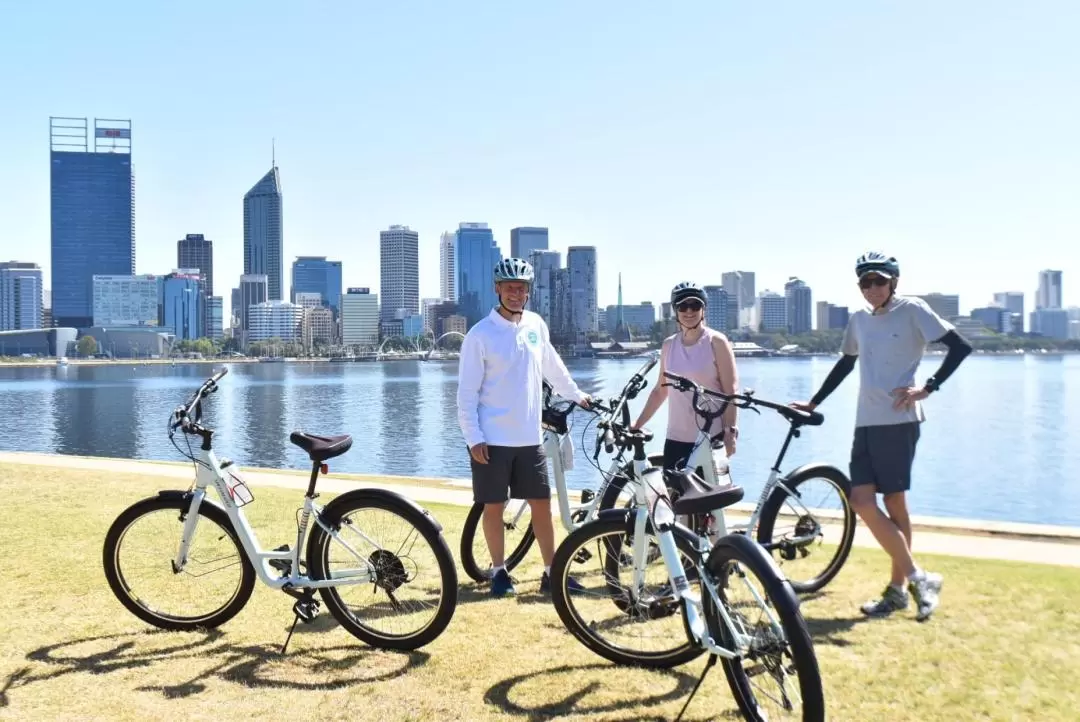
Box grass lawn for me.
[1,462,1078,721]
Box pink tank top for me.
[665,328,724,443]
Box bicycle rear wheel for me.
[102,494,255,631]
[756,465,855,594]
[307,491,458,651]
[459,500,535,583]
[704,533,825,721]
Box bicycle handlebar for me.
[661,370,825,427]
[172,368,229,432]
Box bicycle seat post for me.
[306,461,323,498]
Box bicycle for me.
[458,354,665,583]
[548,383,826,721]
[645,370,856,595]
[102,368,459,654]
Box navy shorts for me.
[849,422,921,495]
[469,445,550,504]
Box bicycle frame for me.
[174,445,378,591]
[620,449,786,661]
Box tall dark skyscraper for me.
[510,227,549,259]
[244,165,283,300]
[177,234,214,296]
[49,117,134,328]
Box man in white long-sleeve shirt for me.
[457,257,591,597]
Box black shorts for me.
[469,444,550,504]
[849,422,921,495]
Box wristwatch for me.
[725,426,739,438]
[923,376,939,394]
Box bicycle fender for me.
[706,531,788,583]
[782,462,849,486]
[155,489,229,515]
[319,488,444,533]
[595,508,701,550]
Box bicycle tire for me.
[102,494,255,631]
[756,464,855,594]
[705,533,826,721]
[459,501,536,583]
[550,515,706,669]
[306,491,458,651]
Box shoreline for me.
[1,347,1077,368]
[2,449,1077,545]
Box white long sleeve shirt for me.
[457,308,587,449]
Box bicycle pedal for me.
[270,544,293,575]
[573,549,593,564]
[292,599,320,623]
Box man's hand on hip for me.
[469,443,490,464]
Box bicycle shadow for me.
[483,662,737,722]
[804,614,871,647]
[1,629,428,708]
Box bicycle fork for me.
[171,489,207,574]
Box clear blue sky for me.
[1,0,1077,324]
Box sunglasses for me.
[677,301,703,312]
[858,276,890,289]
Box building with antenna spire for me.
[243,151,283,301]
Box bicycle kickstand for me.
[675,653,717,722]
[280,587,320,656]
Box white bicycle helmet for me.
[493,257,535,284]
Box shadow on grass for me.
[483,662,739,722]
[804,613,871,647]
[1,628,428,707]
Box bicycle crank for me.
[779,516,822,561]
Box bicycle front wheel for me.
[705,533,825,721]
[459,500,535,583]
[550,515,705,669]
[307,492,458,651]
[102,494,255,631]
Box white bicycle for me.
[458,356,665,583]
[102,369,459,653]
[653,370,856,595]
[548,378,826,721]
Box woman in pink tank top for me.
[631,282,740,471]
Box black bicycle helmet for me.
[670,281,707,307]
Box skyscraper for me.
[784,277,812,335]
[439,231,457,301]
[567,246,599,339]
[243,165,283,300]
[722,271,756,330]
[0,262,44,331]
[291,256,343,313]
[238,274,269,344]
[455,223,502,327]
[379,225,420,321]
[49,117,134,328]
[1037,270,1063,309]
[510,227,549,260]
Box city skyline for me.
[3,4,1079,328]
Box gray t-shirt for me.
[841,295,954,428]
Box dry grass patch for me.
[1,462,1078,721]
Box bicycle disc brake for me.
[780,515,821,560]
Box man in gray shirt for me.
[793,251,972,621]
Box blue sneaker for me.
[540,571,585,595]
[490,568,516,597]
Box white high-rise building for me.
[439,231,457,301]
[722,271,757,329]
[341,287,380,347]
[379,225,419,322]
[757,291,787,333]
[247,300,303,342]
[92,274,160,327]
[421,297,441,334]
[1037,270,1063,309]
[0,262,44,331]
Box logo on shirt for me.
[527,330,539,346]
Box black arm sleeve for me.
[925,330,972,391]
[810,354,857,406]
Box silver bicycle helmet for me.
[855,251,900,279]
[493,257,535,284]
